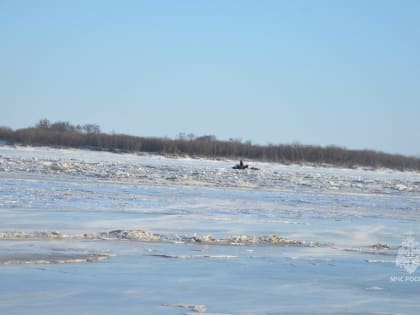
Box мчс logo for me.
[395,237,420,274]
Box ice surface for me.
[0,145,419,314]
[1,145,419,195]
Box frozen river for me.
[0,145,419,314]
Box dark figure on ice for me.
[233,160,248,170]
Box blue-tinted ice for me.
[0,146,419,314]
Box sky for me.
[1,0,419,156]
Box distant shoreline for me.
[1,119,419,172]
[0,143,410,175]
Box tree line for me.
[0,119,419,171]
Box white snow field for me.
[0,145,419,314]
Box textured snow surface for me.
[1,145,419,193]
[0,145,419,315]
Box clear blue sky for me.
[1,0,419,156]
